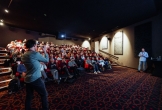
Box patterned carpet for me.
[0,66,162,110]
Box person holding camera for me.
[21,39,49,110]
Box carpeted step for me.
[0,47,7,52]
[0,50,8,53]
[0,59,10,66]
[0,79,11,90]
[0,75,12,82]
[0,53,9,59]
[0,67,12,75]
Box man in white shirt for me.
[138,48,149,72]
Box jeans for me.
[138,61,146,71]
[41,70,47,79]
[70,66,78,76]
[93,64,99,72]
[51,69,59,80]
[25,78,49,110]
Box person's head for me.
[16,59,21,64]
[58,54,61,57]
[62,58,66,62]
[142,48,145,52]
[25,39,37,51]
[50,54,53,58]
[50,58,54,63]
[70,57,75,61]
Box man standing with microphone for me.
[138,48,149,72]
[21,39,49,110]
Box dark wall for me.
[134,22,152,58]
[0,26,41,47]
[152,10,162,57]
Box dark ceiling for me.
[0,0,162,38]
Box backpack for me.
[8,78,20,94]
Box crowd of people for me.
[6,39,112,83]
[5,39,113,109]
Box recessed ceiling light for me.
[0,22,4,26]
[0,19,3,22]
[44,14,47,16]
[4,9,9,13]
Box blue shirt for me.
[21,51,49,83]
[138,51,149,61]
[17,64,27,74]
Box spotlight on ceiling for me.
[0,22,4,26]
[4,9,9,13]
[0,19,3,22]
[88,38,91,40]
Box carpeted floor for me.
[0,66,162,110]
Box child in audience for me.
[104,57,112,70]
[16,59,26,77]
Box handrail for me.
[99,49,119,60]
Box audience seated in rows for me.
[7,39,112,84]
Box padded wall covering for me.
[134,22,152,57]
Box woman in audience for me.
[57,54,62,61]
[85,56,93,72]
[58,58,73,78]
[68,57,79,78]
[47,58,59,83]
[98,57,105,71]
[92,57,101,74]
[40,62,50,82]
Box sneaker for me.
[94,71,97,74]
[64,78,67,82]
[45,78,53,82]
[8,91,12,94]
[69,75,73,78]
[97,71,101,73]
